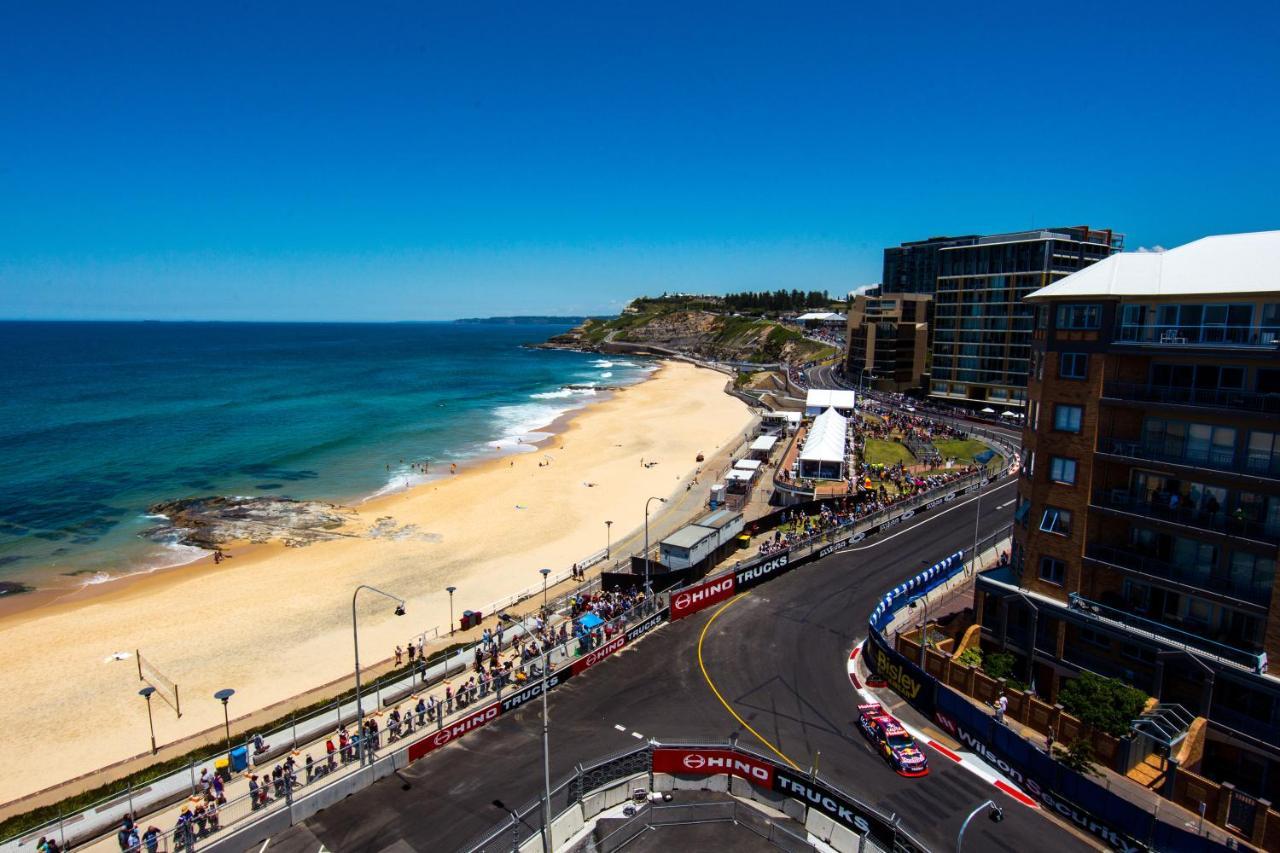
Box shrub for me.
[1054,738,1102,777]
[982,651,1017,681]
[956,647,983,668]
[1057,671,1149,738]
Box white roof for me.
[795,311,838,321]
[805,389,857,410]
[733,459,763,471]
[799,407,848,464]
[725,469,754,481]
[750,435,779,451]
[1028,231,1280,301]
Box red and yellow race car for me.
[857,703,929,777]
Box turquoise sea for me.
[0,321,650,591]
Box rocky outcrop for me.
[145,496,357,549]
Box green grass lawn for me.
[862,438,917,467]
[933,437,1002,467]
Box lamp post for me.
[351,584,406,765]
[957,800,1002,852]
[908,597,929,667]
[540,568,551,609]
[605,520,613,561]
[539,643,553,853]
[139,686,158,754]
[643,496,667,598]
[446,585,457,635]
[213,688,235,756]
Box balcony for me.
[1084,544,1272,608]
[1067,592,1267,674]
[1097,438,1280,481]
[1090,489,1280,545]
[1101,381,1280,416]
[1114,324,1280,351]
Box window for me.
[1077,627,1109,649]
[1040,506,1072,535]
[1059,353,1088,380]
[1056,303,1101,330]
[1039,556,1066,585]
[1049,457,1077,484]
[1014,496,1032,526]
[1053,404,1083,433]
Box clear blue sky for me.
[2,2,1277,321]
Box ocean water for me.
[0,321,651,591]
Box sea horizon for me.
[0,320,649,594]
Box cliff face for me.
[544,310,839,365]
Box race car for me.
[857,703,929,777]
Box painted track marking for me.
[697,595,803,770]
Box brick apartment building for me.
[844,292,930,392]
[974,231,1280,801]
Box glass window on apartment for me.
[1237,491,1280,536]
[1258,368,1280,394]
[1056,303,1101,330]
[1059,352,1088,379]
[1049,456,1077,484]
[1117,304,1146,341]
[1014,496,1032,526]
[1039,556,1066,585]
[1039,506,1072,535]
[1077,627,1110,649]
[1228,552,1276,605]
[1247,431,1280,477]
[1263,303,1280,343]
[1053,404,1083,432]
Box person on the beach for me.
[394,645,403,666]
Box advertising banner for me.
[571,633,627,676]
[864,629,935,715]
[651,747,775,786]
[772,767,914,852]
[407,701,502,761]
[734,552,793,592]
[670,573,736,619]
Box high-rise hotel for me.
[975,231,1280,800]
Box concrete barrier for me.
[550,803,585,849]
[805,808,836,842]
[729,776,804,821]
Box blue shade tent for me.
[579,613,604,630]
[975,449,996,465]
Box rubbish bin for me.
[229,745,249,773]
[214,757,231,781]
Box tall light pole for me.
[643,497,667,599]
[540,568,551,609]
[446,585,457,635]
[213,688,235,756]
[970,458,991,576]
[957,800,1002,851]
[605,520,613,561]
[139,686,158,754]
[351,584,406,765]
[539,641,553,853]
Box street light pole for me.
[540,643,553,853]
[605,520,612,561]
[139,687,157,754]
[957,800,1002,851]
[213,688,235,756]
[351,584,407,766]
[643,496,666,599]
[540,568,550,609]
[446,585,457,635]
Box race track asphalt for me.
[264,478,1096,853]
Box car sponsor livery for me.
[734,553,791,591]
[651,748,774,785]
[670,575,736,619]
[407,702,501,761]
[857,703,928,777]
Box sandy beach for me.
[0,360,754,806]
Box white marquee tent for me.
[805,388,856,416]
[798,407,848,480]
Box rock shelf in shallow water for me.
[145,496,356,549]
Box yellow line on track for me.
[696,594,803,770]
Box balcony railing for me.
[1084,543,1272,607]
[1090,489,1280,542]
[1067,592,1267,673]
[1115,324,1280,349]
[1097,439,1280,480]
[1101,381,1280,416]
